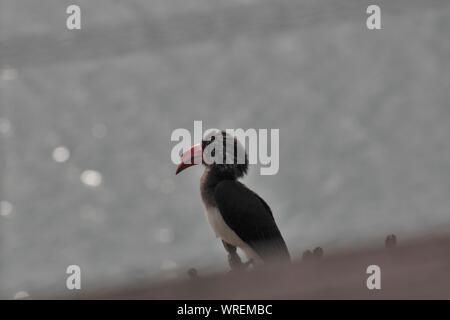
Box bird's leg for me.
[222,241,248,270]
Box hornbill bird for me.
[175,130,290,269]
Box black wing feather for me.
[214,180,290,261]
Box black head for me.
[201,130,249,179]
[175,130,249,179]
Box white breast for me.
[204,206,261,262]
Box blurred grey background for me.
[1,0,450,298]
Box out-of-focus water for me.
[1,0,450,298]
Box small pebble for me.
[313,247,324,259]
[385,234,397,248]
[302,250,313,261]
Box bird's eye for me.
[202,136,215,148]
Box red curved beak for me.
[175,143,202,175]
